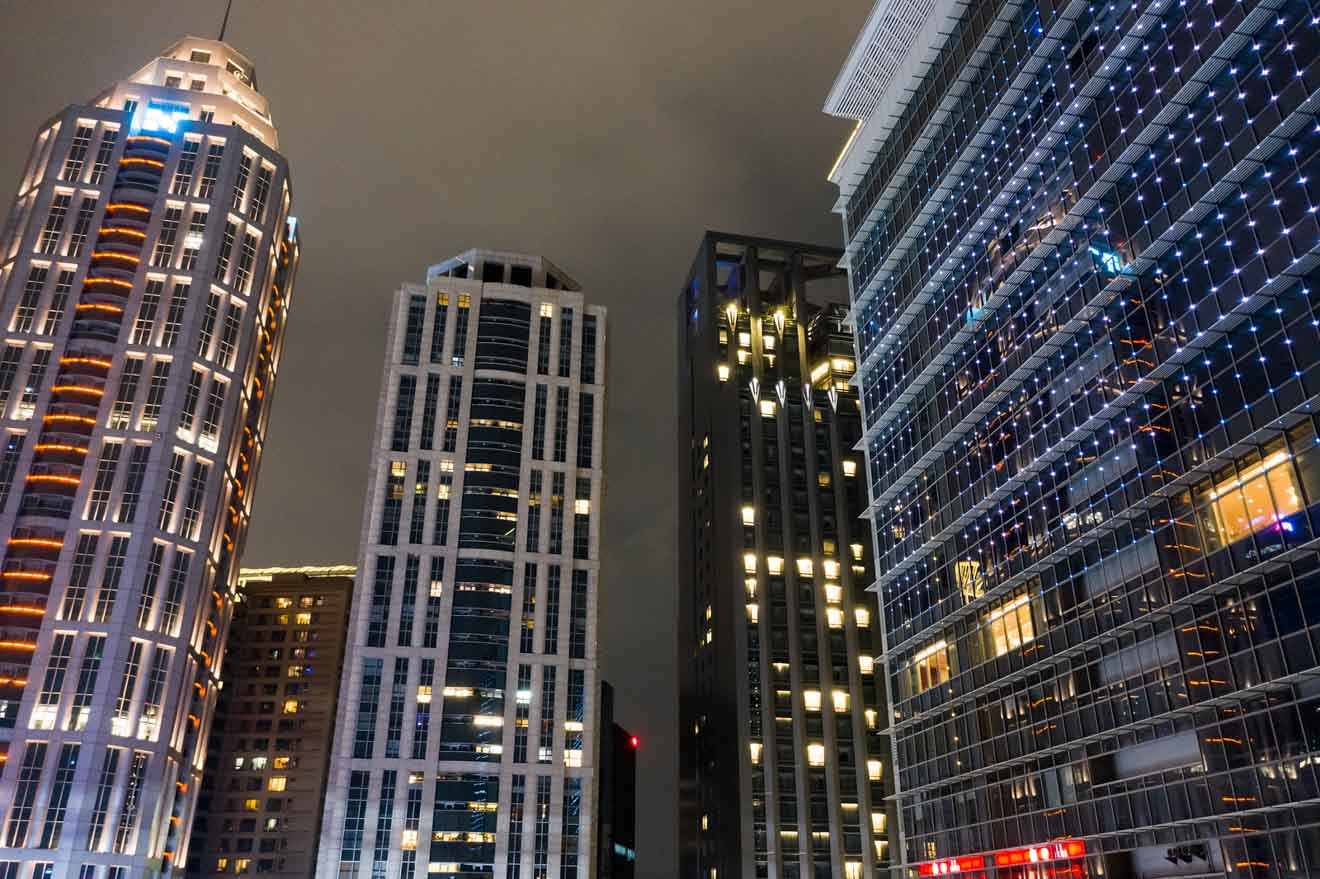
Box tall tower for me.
[677,233,891,879]
[320,250,606,879]
[828,1,1320,877]
[0,37,298,877]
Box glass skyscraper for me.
[0,37,298,878]
[677,232,891,879]
[828,0,1320,876]
[319,250,606,879]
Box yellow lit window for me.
[766,556,783,575]
[817,472,831,488]
[824,584,842,603]
[282,699,300,714]
[743,552,757,573]
[871,811,886,833]
[845,863,862,879]
[416,685,432,704]
[273,757,292,769]
[744,577,757,597]
[749,742,762,764]
[717,364,730,382]
[401,829,419,850]
[859,655,874,675]
[215,859,229,871]
[564,749,583,767]
[832,690,850,712]
[429,579,443,597]
[741,505,755,525]
[822,559,839,579]
[294,613,311,625]
[267,776,287,792]
[746,603,758,623]
[540,302,553,317]
[854,607,870,627]
[807,743,825,766]
[235,860,251,874]
[842,459,857,477]
[473,715,504,727]
[443,686,473,698]
[910,640,950,694]
[826,607,844,629]
[955,559,985,601]
[803,690,822,711]
[865,708,878,729]
[738,332,751,347]
[704,605,712,621]
[390,460,407,477]
[796,558,813,577]
[704,628,713,645]
[274,597,293,609]
[867,759,883,780]
[701,814,709,831]
[457,294,470,308]
[1200,448,1302,546]
[762,335,775,351]
[574,498,590,515]
[983,593,1035,657]
[737,349,749,364]
[243,799,259,812]
[850,542,864,560]
[759,399,776,418]
[832,356,854,372]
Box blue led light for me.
[135,100,191,134]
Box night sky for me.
[0,2,872,874]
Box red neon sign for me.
[918,840,1085,875]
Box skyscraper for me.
[0,36,298,878]
[320,250,606,879]
[595,682,637,879]
[677,232,891,879]
[187,565,356,879]
[828,1,1320,877]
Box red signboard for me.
[918,840,1085,875]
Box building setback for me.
[318,250,607,879]
[0,37,298,878]
[677,232,892,879]
[187,565,355,879]
[827,0,1320,877]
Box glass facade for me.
[830,0,1320,876]
[677,233,892,879]
[0,37,297,879]
[319,251,606,879]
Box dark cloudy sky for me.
[0,1,871,873]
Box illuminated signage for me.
[136,100,191,134]
[918,840,1085,875]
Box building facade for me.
[0,37,298,878]
[677,232,891,879]
[827,0,1320,877]
[595,683,636,879]
[187,565,355,879]
[319,250,607,879]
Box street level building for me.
[677,232,892,879]
[0,36,298,878]
[319,250,607,879]
[828,0,1320,876]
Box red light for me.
[630,736,639,749]
[920,841,1084,876]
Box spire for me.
[219,0,235,41]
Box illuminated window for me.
[850,543,864,560]
[858,655,874,675]
[540,302,553,318]
[243,799,259,812]
[1198,449,1303,547]
[272,757,292,769]
[845,863,862,879]
[826,607,844,629]
[701,814,709,830]
[741,505,755,525]
[766,556,783,575]
[867,759,882,781]
[235,859,251,874]
[744,577,756,597]
[762,335,775,351]
[955,559,985,601]
[250,756,267,770]
[832,690,850,712]
[267,776,287,791]
[749,742,761,764]
[824,584,841,603]
[822,559,839,579]
[842,459,857,477]
[983,593,1035,658]
[274,597,293,608]
[281,699,300,714]
[796,558,813,576]
[909,641,950,694]
[390,460,406,477]
[745,603,758,623]
[807,743,825,766]
[803,690,821,711]
[759,399,776,418]
[854,607,870,627]
[717,364,730,382]
[401,829,419,850]
[574,498,590,515]
[871,812,885,833]
[738,332,750,347]
[416,685,432,704]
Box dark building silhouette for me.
[596,682,637,879]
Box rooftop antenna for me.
[218,0,235,41]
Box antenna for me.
[218,0,235,41]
